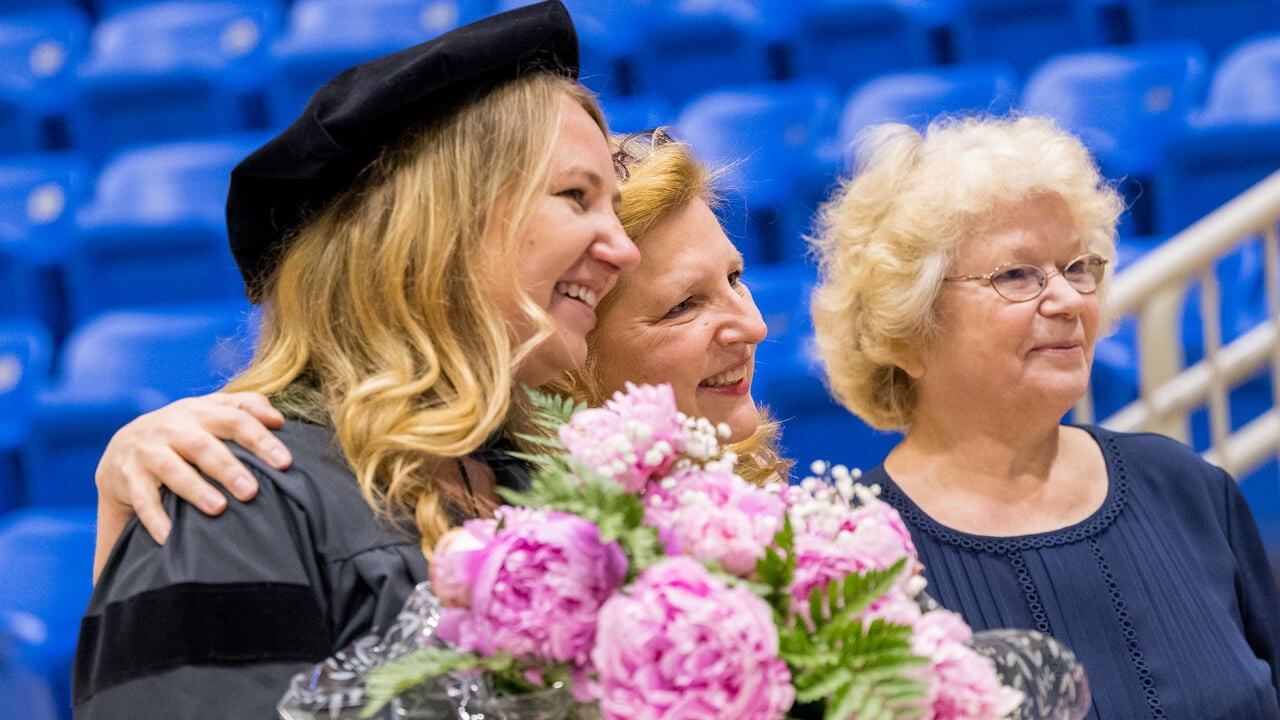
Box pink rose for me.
[592,557,794,720]
[437,510,627,668]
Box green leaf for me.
[757,513,796,620]
[777,564,931,720]
[522,385,588,428]
[362,647,485,717]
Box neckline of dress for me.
[875,424,1130,553]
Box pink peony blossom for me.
[592,557,794,720]
[654,468,785,577]
[560,383,686,493]
[430,518,497,608]
[912,610,1023,720]
[436,509,627,668]
[786,490,921,614]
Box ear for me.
[897,356,925,380]
[894,341,926,380]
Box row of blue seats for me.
[0,303,258,511]
[1,133,265,341]
[0,505,94,720]
[3,0,1280,159]
[0,301,253,720]
[5,33,1280,340]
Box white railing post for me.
[1087,170,1280,480]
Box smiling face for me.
[505,96,640,387]
[909,194,1100,422]
[592,198,768,443]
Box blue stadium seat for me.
[0,0,79,13]
[1020,42,1207,177]
[837,62,1017,167]
[0,319,51,512]
[1197,32,1280,126]
[0,506,96,720]
[0,7,89,155]
[601,93,675,134]
[1152,34,1280,310]
[746,261,817,385]
[791,0,939,93]
[266,0,469,127]
[1155,124,1280,234]
[22,303,257,507]
[67,1,282,159]
[635,0,785,106]
[950,0,1107,74]
[1019,41,1208,235]
[1129,0,1280,59]
[0,662,57,720]
[498,0,650,96]
[675,79,841,265]
[747,262,902,474]
[0,152,90,336]
[66,134,264,322]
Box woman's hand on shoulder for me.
[94,391,292,544]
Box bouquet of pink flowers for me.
[279,383,1090,720]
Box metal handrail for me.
[1075,170,1280,480]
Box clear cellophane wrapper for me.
[280,583,1089,720]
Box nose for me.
[590,212,640,274]
[1038,270,1087,315]
[717,288,769,346]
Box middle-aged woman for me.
[807,113,1280,719]
[76,3,642,717]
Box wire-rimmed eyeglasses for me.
[611,127,675,182]
[943,253,1109,302]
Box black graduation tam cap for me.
[226,0,579,302]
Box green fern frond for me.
[803,561,906,632]
[362,647,490,717]
[757,513,796,619]
[522,385,588,429]
[778,564,930,720]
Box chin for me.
[722,403,762,445]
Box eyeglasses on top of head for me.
[942,253,1109,303]
[611,127,676,182]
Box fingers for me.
[222,391,286,430]
[95,392,287,553]
[199,394,292,473]
[132,438,230,512]
[129,469,174,545]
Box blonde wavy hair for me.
[808,114,1124,431]
[546,131,791,485]
[225,72,606,551]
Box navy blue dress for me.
[866,425,1280,719]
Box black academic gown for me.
[74,421,528,720]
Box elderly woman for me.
[808,114,1280,719]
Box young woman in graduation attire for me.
[73,3,640,718]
